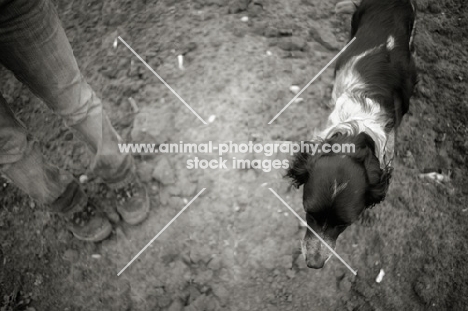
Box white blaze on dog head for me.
[332,179,349,200]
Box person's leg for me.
[0,93,112,241]
[0,0,149,224]
[0,0,127,176]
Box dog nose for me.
[306,260,325,269]
[305,254,326,269]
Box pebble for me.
[136,161,154,183]
[152,157,176,185]
[177,55,184,70]
[91,254,102,259]
[208,115,216,123]
[286,269,296,279]
[158,295,172,308]
[278,37,307,51]
[376,269,385,283]
[167,300,183,311]
[289,85,300,94]
[212,284,229,306]
[208,256,222,270]
[106,208,121,223]
[228,0,250,13]
[308,26,340,51]
[79,175,88,184]
[189,248,210,264]
[194,270,214,284]
[335,1,357,14]
[240,16,249,22]
[128,97,139,112]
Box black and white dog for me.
[287,0,417,269]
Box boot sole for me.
[117,186,150,226]
[72,221,113,242]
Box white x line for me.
[268,37,357,124]
[117,188,206,276]
[269,188,357,275]
[118,36,208,125]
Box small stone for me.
[64,132,74,141]
[248,2,263,17]
[189,247,210,264]
[158,295,172,308]
[159,188,170,205]
[136,161,154,183]
[91,254,102,259]
[375,269,385,283]
[308,25,340,51]
[335,1,357,14]
[278,37,307,51]
[228,0,250,13]
[167,300,183,311]
[212,284,229,306]
[190,294,209,310]
[79,175,88,184]
[427,3,441,14]
[240,16,249,22]
[208,256,222,271]
[106,208,120,223]
[286,269,296,279]
[194,270,214,284]
[152,157,176,185]
[289,85,300,94]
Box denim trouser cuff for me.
[95,154,136,190]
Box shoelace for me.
[115,183,138,202]
[72,204,95,226]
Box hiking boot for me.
[50,180,112,242]
[114,179,150,225]
[67,200,113,242]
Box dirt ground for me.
[1,0,467,310]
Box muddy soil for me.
[1,0,467,310]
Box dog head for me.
[287,132,392,268]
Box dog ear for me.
[353,133,393,207]
[366,166,393,207]
[286,150,314,188]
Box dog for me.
[287,0,417,269]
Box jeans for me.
[0,0,133,212]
